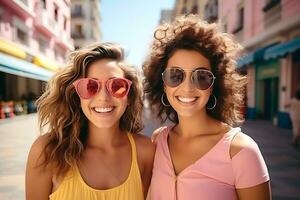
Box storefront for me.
[255,60,279,122]
[263,37,300,128]
[0,43,54,119]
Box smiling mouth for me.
[92,106,115,113]
[176,96,198,103]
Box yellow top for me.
[49,133,144,200]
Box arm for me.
[230,132,271,200]
[236,181,271,200]
[134,134,156,199]
[25,135,53,200]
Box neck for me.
[86,121,125,148]
[175,110,222,138]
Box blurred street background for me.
[0,0,300,199]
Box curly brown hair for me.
[143,15,246,126]
[36,42,144,178]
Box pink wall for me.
[0,0,72,63]
[282,0,300,20]
[219,0,264,41]
[219,0,300,43]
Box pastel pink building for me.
[219,0,300,128]
[0,0,73,117]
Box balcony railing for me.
[71,11,84,18]
[71,33,85,39]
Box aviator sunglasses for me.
[73,77,132,99]
[162,67,216,90]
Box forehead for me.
[166,49,211,70]
[86,59,124,79]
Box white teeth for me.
[93,107,114,113]
[177,97,197,103]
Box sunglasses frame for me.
[73,77,132,99]
[162,67,216,90]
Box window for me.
[72,24,83,38]
[38,37,48,53]
[204,0,218,23]
[54,4,59,21]
[191,5,198,14]
[13,16,29,45]
[72,4,82,17]
[63,16,67,30]
[224,23,227,32]
[75,25,82,35]
[233,6,244,33]
[42,0,46,9]
[16,28,28,44]
[54,46,64,61]
[263,0,281,12]
[238,7,244,30]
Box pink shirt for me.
[150,126,269,200]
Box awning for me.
[237,46,268,68]
[33,56,60,71]
[0,39,27,59]
[264,38,300,60]
[237,52,254,68]
[0,52,54,81]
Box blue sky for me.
[101,0,175,68]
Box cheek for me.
[80,100,90,114]
[164,87,174,102]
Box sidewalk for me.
[241,120,300,200]
[0,114,39,200]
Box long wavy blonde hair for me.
[36,43,144,178]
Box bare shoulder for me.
[230,130,256,158]
[132,133,155,170]
[28,134,51,165]
[151,126,167,142]
[132,133,155,157]
[26,133,53,199]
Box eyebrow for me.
[168,66,211,71]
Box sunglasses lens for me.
[76,79,99,99]
[192,70,214,90]
[162,68,184,87]
[110,78,130,98]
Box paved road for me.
[0,114,39,200]
[0,114,299,199]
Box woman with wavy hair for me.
[26,43,155,200]
[143,15,271,200]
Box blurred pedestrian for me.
[285,89,300,146]
[26,43,154,200]
[143,15,271,200]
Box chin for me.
[90,119,118,129]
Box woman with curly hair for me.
[143,15,271,200]
[26,43,155,200]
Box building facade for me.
[71,0,101,49]
[220,0,300,128]
[0,0,73,118]
[172,0,218,23]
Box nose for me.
[180,72,195,91]
[94,82,111,101]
